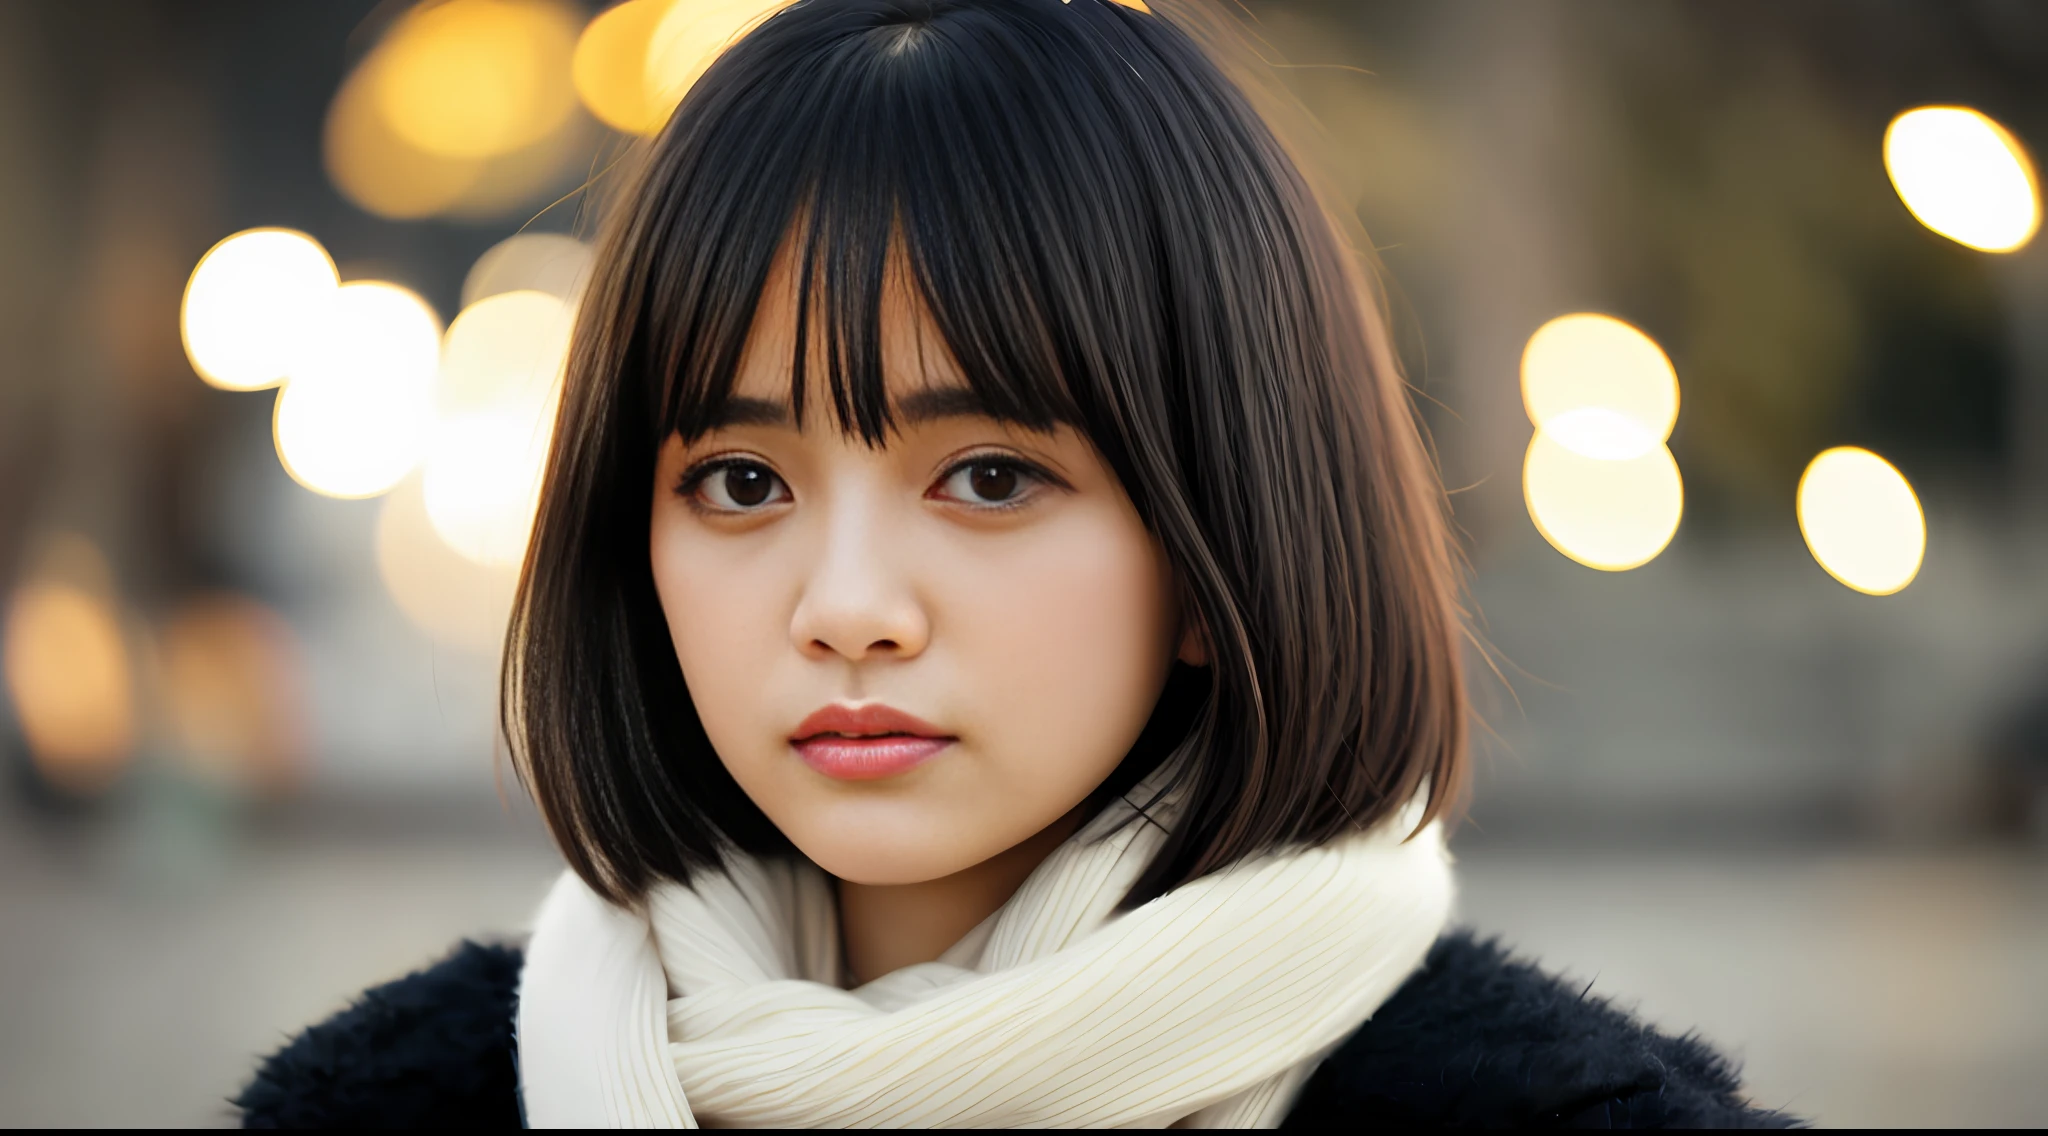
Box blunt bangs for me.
[508,0,1470,908]
[644,0,1176,474]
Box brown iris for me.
[725,465,776,507]
[968,462,1018,502]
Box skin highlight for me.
[649,245,1204,983]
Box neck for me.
[836,809,1084,985]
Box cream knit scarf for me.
[517,779,1453,1128]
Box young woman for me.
[241,0,1794,1126]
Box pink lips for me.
[791,703,955,781]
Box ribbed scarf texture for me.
[517,780,1453,1128]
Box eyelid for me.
[674,450,749,492]
[935,444,1070,484]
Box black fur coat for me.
[237,931,1801,1128]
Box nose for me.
[788,492,930,663]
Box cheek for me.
[649,518,787,750]
[944,508,1175,778]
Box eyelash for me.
[674,451,1061,515]
[931,452,1055,512]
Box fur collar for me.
[237,931,1802,1129]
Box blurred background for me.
[1,0,2044,1126]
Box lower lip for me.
[793,735,953,780]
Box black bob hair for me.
[505,0,1469,909]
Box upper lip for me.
[791,703,952,741]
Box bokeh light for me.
[3,540,135,794]
[325,57,486,221]
[376,475,522,653]
[180,229,339,391]
[273,281,442,499]
[574,0,674,135]
[1524,432,1684,571]
[436,288,573,417]
[645,0,794,125]
[426,289,572,565]
[160,595,308,794]
[461,232,593,308]
[1536,407,1661,463]
[373,0,581,160]
[1521,313,1678,459]
[423,412,559,567]
[1884,106,2040,253]
[1796,446,1926,596]
[1519,313,1685,570]
[325,0,594,221]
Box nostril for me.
[807,637,900,656]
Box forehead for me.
[728,238,965,411]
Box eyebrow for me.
[702,386,996,430]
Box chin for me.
[801,842,966,886]
[783,806,996,886]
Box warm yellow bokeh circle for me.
[181,229,339,391]
[374,0,581,160]
[574,0,675,135]
[1884,106,2040,253]
[1796,447,1926,596]
[272,281,443,500]
[2,580,135,792]
[1523,433,1684,572]
[1518,312,1684,572]
[425,290,574,566]
[325,56,486,221]
[1521,313,1678,460]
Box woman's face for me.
[650,250,1193,885]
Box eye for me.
[932,455,1047,509]
[684,459,790,513]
